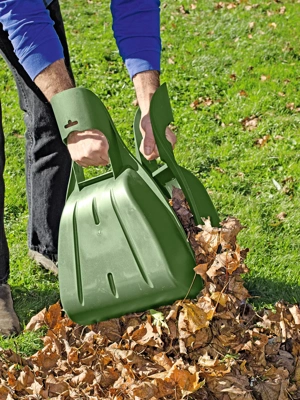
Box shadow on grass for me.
[10,271,300,328]
[13,284,60,326]
[244,276,300,307]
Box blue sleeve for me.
[111,0,161,79]
[0,0,64,81]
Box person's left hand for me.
[139,113,176,161]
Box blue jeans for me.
[0,0,73,283]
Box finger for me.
[75,160,89,168]
[166,128,177,148]
[142,145,159,161]
[140,130,156,156]
[149,145,159,160]
[99,155,110,165]
[75,153,109,167]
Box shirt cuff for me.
[125,53,160,79]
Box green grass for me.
[0,0,299,353]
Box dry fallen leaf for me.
[255,134,270,147]
[276,212,287,221]
[241,115,259,130]
[261,74,270,81]
[239,90,248,97]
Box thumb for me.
[140,130,156,156]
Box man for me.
[0,0,176,336]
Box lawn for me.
[0,0,299,354]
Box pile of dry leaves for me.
[1,188,300,399]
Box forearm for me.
[0,0,64,81]
[34,59,74,102]
[133,70,160,114]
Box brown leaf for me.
[211,291,230,307]
[153,352,173,371]
[276,212,287,221]
[29,380,44,396]
[241,115,259,130]
[178,5,188,14]
[220,217,245,247]
[215,167,225,173]
[194,263,209,280]
[13,133,24,139]
[100,367,120,389]
[289,305,300,325]
[190,98,200,109]
[215,2,237,10]
[198,351,218,368]
[153,378,175,398]
[152,361,204,394]
[26,308,46,331]
[17,366,35,389]
[31,343,60,372]
[47,379,69,397]
[0,385,11,400]
[190,97,214,109]
[178,302,210,337]
[286,102,295,110]
[279,6,286,14]
[268,350,295,374]
[294,357,300,387]
[44,302,63,329]
[239,90,248,97]
[69,368,94,386]
[186,327,212,350]
[253,367,289,400]
[207,374,252,400]
[129,318,164,348]
[203,98,214,106]
[130,381,158,399]
[255,134,270,147]
[93,318,121,342]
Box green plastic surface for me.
[134,84,220,227]
[51,87,202,325]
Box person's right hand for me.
[33,61,109,168]
[67,129,109,167]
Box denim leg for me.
[23,85,72,259]
[0,103,9,283]
[0,0,73,278]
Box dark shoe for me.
[28,250,58,276]
[0,284,21,337]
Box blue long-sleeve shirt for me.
[0,0,161,80]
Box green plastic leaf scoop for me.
[51,87,202,325]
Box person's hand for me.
[139,113,176,161]
[67,129,109,167]
[132,70,176,161]
[34,61,110,168]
